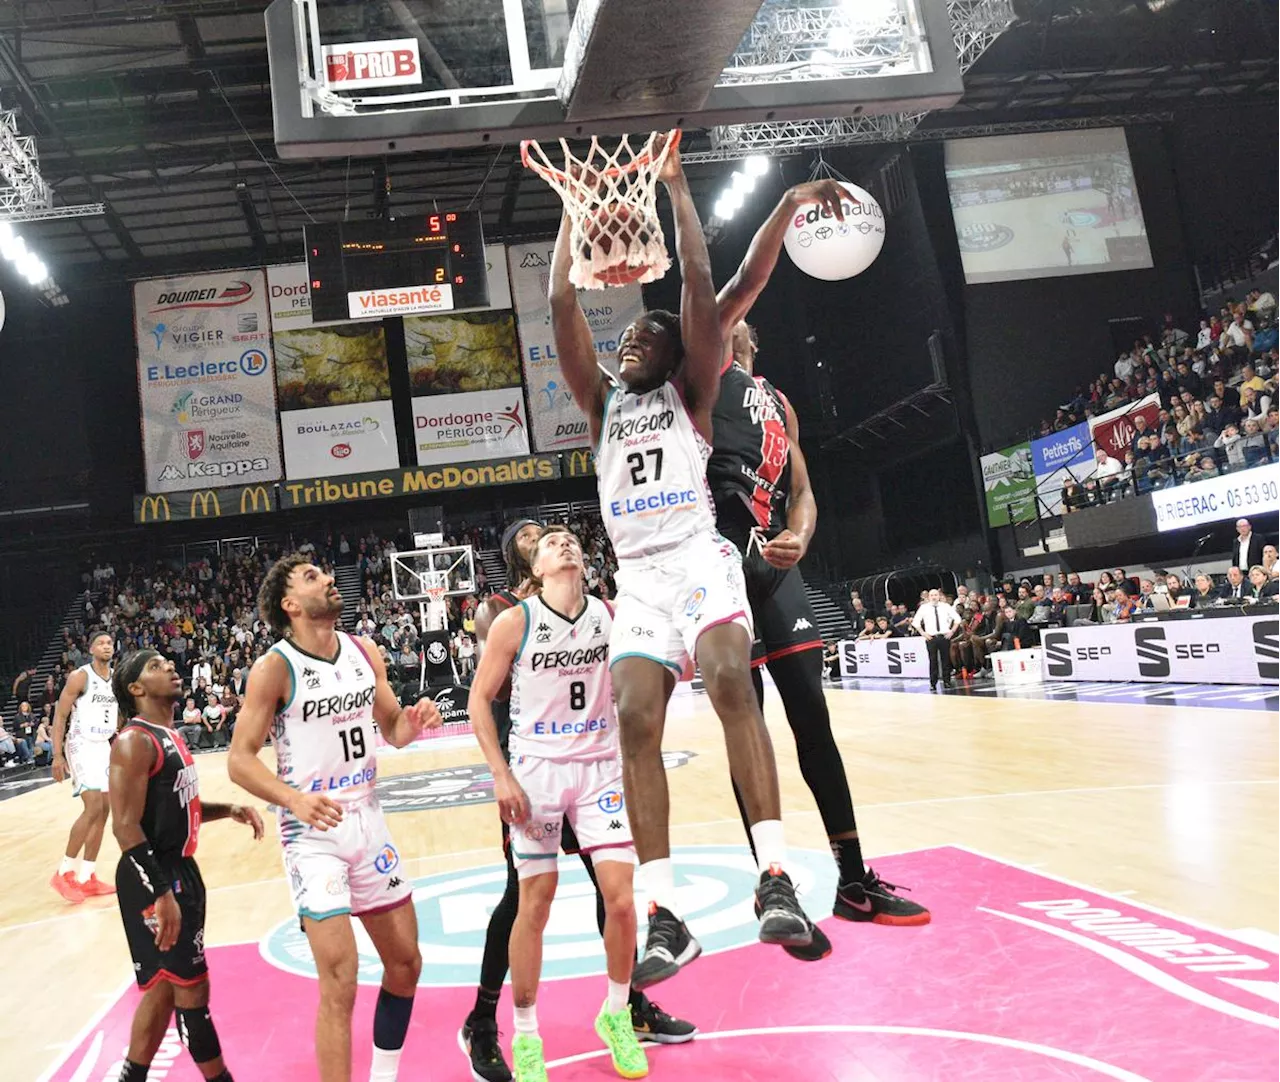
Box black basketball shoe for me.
[458,1015,512,1082]
[632,902,702,990]
[755,864,815,947]
[754,891,833,961]
[834,866,931,926]
[631,995,698,1044]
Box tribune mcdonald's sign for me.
[133,483,278,524]
[563,448,596,478]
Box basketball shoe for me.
[755,865,814,946]
[834,867,930,925]
[754,892,833,962]
[50,870,85,904]
[632,903,701,990]
[594,1001,649,1079]
[511,1033,547,1082]
[458,1015,511,1082]
[630,996,697,1044]
[78,874,116,897]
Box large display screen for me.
[944,128,1153,285]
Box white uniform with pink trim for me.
[595,378,752,675]
[66,663,116,796]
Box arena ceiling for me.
[0,0,1274,287]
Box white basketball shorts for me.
[281,798,413,922]
[66,737,110,797]
[609,529,753,676]
[509,754,636,880]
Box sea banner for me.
[133,269,282,493]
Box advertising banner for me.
[1040,617,1276,685]
[277,455,560,510]
[507,239,643,452]
[1030,420,1096,516]
[838,638,931,679]
[1088,392,1161,461]
[134,481,277,524]
[134,269,282,493]
[405,310,530,465]
[267,261,354,330]
[1151,464,1280,532]
[980,442,1037,526]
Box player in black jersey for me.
[713,183,931,950]
[459,519,695,1082]
[108,649,264,1082]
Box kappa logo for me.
[792,618,813,632]
[302,666,321,690]
[608,819,624,831]
[260,844,836,987]
[535,621,552,643]
[387,876,404,890]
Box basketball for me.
[582,202,654,287]
[783,181,886,281]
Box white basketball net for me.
[521,131,678,290]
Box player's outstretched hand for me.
[494,770,531,826]
[761,529,807,570]
[154,891,181,952]
[230,804,265,840]
[406,697,444,732]
[655,130,684,184]
[786,180,851,220]
[52,756,67,783]
[289,792,343,831]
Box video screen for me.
[944,128,1153,285]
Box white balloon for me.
[783,181,886,281]
[0,288,5,334]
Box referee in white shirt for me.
[911,589,963,691]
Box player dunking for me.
[459,519,695,1082]
[712,181,930,955]
[549,137,815,988]
[109,648,264,1082]
[470,525,648,1082]
[228,555,442,1082]
[50,628,119,902]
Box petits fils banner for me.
[134,482,277,524]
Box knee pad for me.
[175,1005,222,1064]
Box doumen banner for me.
[980,442,1037,526]
[507,240,643,453]
[134,269,283,493]
[134,482,277,524]
[268,264,399,480]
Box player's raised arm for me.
[548,213,608,440]
[761,395,818,571]
[657,140,723,417]
[717,181,848,339]
[467,605,530,825]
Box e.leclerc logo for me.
[259,844,838,986]
[145,349,269,383]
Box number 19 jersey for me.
[509,594,615,763]
[269,632,378,843]
[595,380,717,560]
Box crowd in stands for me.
[1023,289,1278,509]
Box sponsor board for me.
[322,37,422,89]
[1030,420,1096,516]
[135,268,283,493]
[1088,392,1161,461]
[838,638,931,679]
[266,261,365,330]
[980,442,1037,526]
[276,455,560,509]
[279,401,399,479]
[1151,463,1279,532]
[413,388,531,466]
[348,284,453,319]
[1040,616,1276,684]
[507,240,642,453]
[134,482,277,524]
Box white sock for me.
[79,859,96,881]
[637,858,679,916]
[750,820,787,874]
[368,1047,403,1082]
[59,856,76,876]
[514,1004,538,1037]
[606,979,630,1015]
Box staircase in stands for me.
[475,549,505,591]
[804,581,853,643]
[333,565,362,629]
[5,592,95,723]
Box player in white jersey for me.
[470,525,648,1082]
[50,628,118,903]
[229,554,442,1082]
[548,138,815,990]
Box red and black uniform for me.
[115,719,208,990]
[709,360,823,667]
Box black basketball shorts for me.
[117,854,208,990]
[742,546,824,669]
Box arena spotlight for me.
[709,155,773,225]
[0,218,50,288]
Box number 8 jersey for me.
[269,632,379,841]
[595,380,717,560]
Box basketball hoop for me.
[425,583,447,609]
[521,130,680,290]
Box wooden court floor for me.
[1,684,1276,1081]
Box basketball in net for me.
[521,131,679,290]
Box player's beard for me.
[304,593,344,622]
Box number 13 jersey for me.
[269,632,379,841]
[595,380,717,560]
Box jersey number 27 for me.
[627,449,663,485]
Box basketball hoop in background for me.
[521,130,679,290]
